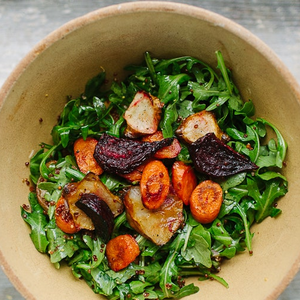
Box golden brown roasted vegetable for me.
[124,91,164,138]
[124,186,183,245]
[175,110,228,143]
[62,173,124,230]
[190,180,223,224]
[118,160,152,183]
[74,137,103,175]
[106,234,140,272]
[76,193,115,242]
[172,161,197,205]
[55,195,80,234]
[140,160,170,210]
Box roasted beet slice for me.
[76,193,114,242]
[93,133,173,174]
[189,132,258,177]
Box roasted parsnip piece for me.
[124,91,164,138]
[176,110,228,143]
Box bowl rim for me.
[1,1,300,299]
[1,1,300,107]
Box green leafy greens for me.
[21,51,288,299]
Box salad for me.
[21,51,288,300]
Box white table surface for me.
[0,0,299,299]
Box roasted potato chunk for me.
[63,173,124,230]
[124,186,183,245]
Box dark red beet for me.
[188,132,258,177]
[76,193,114,242]
[93,133,173,174]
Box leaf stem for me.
[215,50,232,95]
[144,51,158,87]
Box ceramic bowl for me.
[0,2,300,300]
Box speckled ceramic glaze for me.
[0,2,300,300]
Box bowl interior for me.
[0,2,300,300]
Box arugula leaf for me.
[46,219,80,265]
[235,99,255,117]
[91,268,116,295]
[159,228,187,298]
[159,249,180,298]
[100,173,130,192]
[247,177,288,223]
[210,219,233,248]
[257,118,287,168]
[82,235,106,268]
[106,115,125,138]
[29,148,46,184]
[181,223,212,268]
[226,124,260,163]
[215,50,232,95]
[21,193,49,253]
[177,100,194,118]
[188,81,226,101]
[230,202,253,253]
[158,73,191,104]
[206,95,230,111]
[144,51,158,87]
[256,170,287,181]
[218,172,247,191]
[84,70,106,100]
[129,281,152,294]
[160,102,178,138]
[176,284,200,299]
[37,156,81,219]
[93,96,107,119]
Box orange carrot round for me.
[190,180,223,224]
[140,160,170,210]
[142,131,181,159]
[55,196,80,234]
[118,160,152,183]
[106,234,140,272]
[172,161,197,205]
[74,137,103,175]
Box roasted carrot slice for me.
[118,166,144,183]
[140,160,170,210]
[106,234,140,272]
[190,180,223,224]
[172,161,197,205]
[55,196,80,234]
[118,159,152,183]
[142,131,182,159]
[74,137,103,175]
